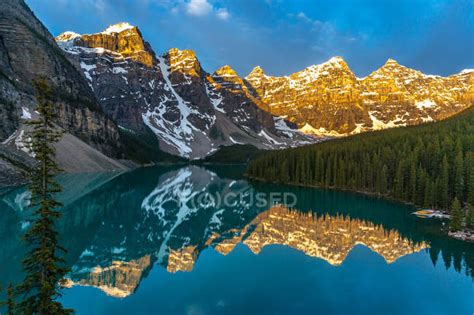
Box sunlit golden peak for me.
[168,47,197,58]
[167,48,201,76]
[247,65,265,78]
[214,65,238,77]
[383,58,400,66]
[56,31,81,42]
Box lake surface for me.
[0,165,473,315]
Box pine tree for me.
[409,162,417,202]
[466,203,474,229]
[6,283,15,315]
[453,142,464,199]
[380,165,388,194]
[439,156,449,209]
[467,162,474,205]
[0,283,15,315]
[394,163,404,198]
[449,198,463,232]
[15,79,72,314]
[423,179,433,207]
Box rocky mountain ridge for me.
[57,21,473,153]
[246,57,473,135]
[56,24,315,159]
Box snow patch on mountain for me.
[299,123,343,137]
[205,83,225,113]
[102,22,134,34]
[416,99,437,110]
[21,107,32,120]
[369,112,407,130]
[460,69,474,75]
[258,130,283,146]
[15,130,35,157]
[229,136,243,144]
[141,56,213,158]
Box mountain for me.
[0,0,134,183]
[0,0,123,154]
[56,22,473,158]
[55,24,317,159]
[246,57,473,136]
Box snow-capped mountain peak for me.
[56,31,81,41]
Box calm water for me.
[0,165,473,315]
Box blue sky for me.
[27,0,474,77]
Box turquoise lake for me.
[0,165,473,314]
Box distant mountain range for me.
[55,22,473,158]
[0,0,472,183]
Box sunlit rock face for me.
[71,23,154,67]
[245,58,473,136]
[68,255,152,298]
[167,48,203,78]
[55,25,317,158]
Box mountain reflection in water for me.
[0,165,472,300]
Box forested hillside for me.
[247,107,474,212]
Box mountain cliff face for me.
[0,0,122,156]
[56,24,315,159]
[246,57,473,136]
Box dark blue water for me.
[0,165,473,314]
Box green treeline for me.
[248,107,474,212]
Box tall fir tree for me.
[439,156,450,209]
[467,161,474,205]
[0,283,15,315]
[15,79,72,315]
[466,203,474,229]
[449,198,463,232]
[453,142,464,200]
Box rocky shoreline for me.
[449,229,474,243]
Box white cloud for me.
[216,8,230,20]
[186,0,212,16]
[297,12,311,23]
[184,0,230,20]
